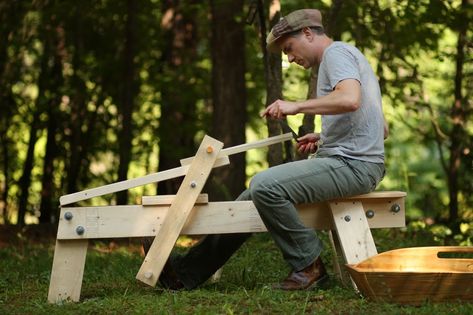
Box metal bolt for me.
[190,181,197,188]
[144,272,153,279]
[76,226,85,235]
[344,215,351,222]
[365,210,375,219]
[64,212,73,221]
[391,203,401,213]
[206,146,214,153]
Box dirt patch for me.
[0,223,57,247]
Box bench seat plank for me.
[57,192,405,240]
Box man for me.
[152,8,387,291]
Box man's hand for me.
[296,133,321,154]
[261,99,300,119]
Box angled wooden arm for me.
[59,133,292,206]
[180,132,293,165]
[136,135,224,286]
[59,156,229,206]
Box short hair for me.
[286,26,325,38]
[309,26,325,35]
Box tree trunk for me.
[447,0,469,227]
[38,15,65,223]
[208,0,247,200]
[17,15,57,225]
[0,1,27,224]
[157,0,200,195]
[259,0,284,167]
[117,0,138,205]
[325,0,343,41]
[1,132,10,224]
[17,110,41,226]
[39,107,58,223]
[66,5,87,195]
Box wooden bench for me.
[48,134,406,303]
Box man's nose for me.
[287,54,295,63]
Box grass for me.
[1,229,472,314]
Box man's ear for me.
[302,27,314,42]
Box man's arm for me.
[261,79,361,119]
[383,118,389,139]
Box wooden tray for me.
[346,246,473,305]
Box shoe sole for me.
[272,274,330,291]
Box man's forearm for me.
[297,90,360,115]
[297,79,361,115]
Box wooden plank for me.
[336,191,406,200]
[142,194,208,206]
[136,135,223,286]
[329,201,378,265]
[57,195,405,240]
[180,133,293,166]
[48,239,88,303]
[59,156,229,206]
[328,230,344,281]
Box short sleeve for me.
[323,45,361,90]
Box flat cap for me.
[266,9,323,53]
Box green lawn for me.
[1,230,472,314]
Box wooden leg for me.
[327,230,343,281]
[328,230,353,287]
[48,239,88,303]
[328,200,378,264]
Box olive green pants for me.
[172,155,385,289]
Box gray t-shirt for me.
[316,41,384,163]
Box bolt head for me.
[391,204,401,213]
[64,212,73,221]
[344,215,351,222]
[76,226,85,235]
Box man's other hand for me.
[296,133,321,154]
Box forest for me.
[0,0,472,243]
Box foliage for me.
[0,1,471,230]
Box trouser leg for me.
[173,190,252,289]
[249,156,384,271]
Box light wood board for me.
[180,133,293,165]
[57,194,405,240]
[59,156,229,206]
[135,135,223,286]
[48,239,89,303]
[329,200,378,264]
[142,194,208,206]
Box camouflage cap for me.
[266,9,323,53]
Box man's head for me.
[266,9,327,68]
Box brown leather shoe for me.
[274,256,328,290]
